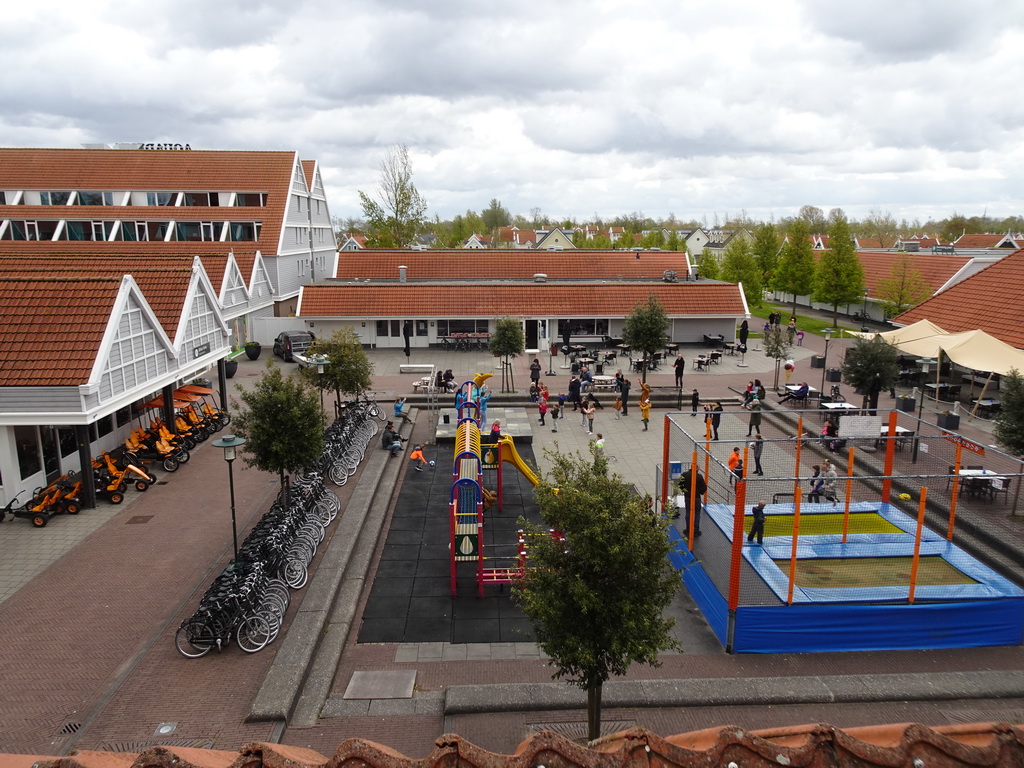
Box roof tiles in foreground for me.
[895,249,1024,348]
[17,724,1024,768]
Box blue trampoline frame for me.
[669,501,1024,653]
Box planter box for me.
[244,344,262,360]
[825,369,842,382]
[937,413,960,430]
[896,397,916,413]
[810,355,826,369]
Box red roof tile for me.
[954,233,1007,248]
[894,248,1024,348]
[852,251,970,298]
[301,283,744,317]
[0,148,300,257]
[0,277,122,386]
[334,250,691,280]
[20,723,1024,768]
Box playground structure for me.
[658,407,1024,654]
[448,377,543,598]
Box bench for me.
[412,379,436,393]
[399,364,435,375]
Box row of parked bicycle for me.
[174,397,386,657]
[1,399,232,528]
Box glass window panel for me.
[15,425,41,480]
[176,221,201,241]
[58,427,78,458]
[96,415,113,438]
[376,320,388,336]
[120,221,137,241]
[65,221,87,240]
[78,191,103,205]
[229,222,256,241]
[8,221,25,240]
[49,191,70,205]
[38,221,59,239]
[103,192,115,205]
[39,191,50,205]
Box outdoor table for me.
[693,355,708,371]
[925,382,961,402]
[973,398,1000,417]
[785,384,818,393]
[957,468,1006,500]
[877,424,913,450]
[703,333,724,348]
[591,375,616,390]
[821,402,858,412]
[723,341,736,355]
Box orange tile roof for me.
[0,148,300,256]
[853,251,970,298]
[1,277,122,386]
[0,255,200,337]
[954,233,1006,248]
[334,250,690,280]
[20,723,1024,768]
[301,282,744,317]
[894,248,1024,347]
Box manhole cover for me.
[126,516,154,524]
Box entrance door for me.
[525,320,539,349]
[41,426,61,482]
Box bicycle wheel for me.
[175,620,214,658]
[236,614,272,653]
[283,559,308,589]
[162,456,180,473]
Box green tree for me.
[481,198,511,232]
[696,250,720,279]
[639,229,665,249]
[994,370,1024,457]
[798,205,828,234]
[514,447,679,742]
[358,144,428,248]
[300,328,374,414]
[719,237,763,309]
[751,222,781,286]
[762,324,793,391]
[773,219,816,317]
[488,316,525,393]
[939,211,970,244]
[862,206,897,248]
[621,295,670,383]
[813,214,866,326]
[232,363,325,490]
[665,230,681,251]
[841,336,900,412]
[876,254,931,319]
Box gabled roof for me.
[953,233,1017,249]
[332,249,691,280]
[894,248,1024,348]
[21,723,1024,768]
[0,277,123,386]
[0,148,301,256]
[853,250,971,299]
[0,254,204,337]
[300,282,745,318]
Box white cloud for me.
[2,0,1023,224]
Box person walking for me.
[550,399,560,432]
[619,377,631,416]
[568,375,582,411]
[747,500,767,545]
[677,465,707,535]
[639,398,651,431]
[613,393,622,419]
[594,433,605,455]
[821,460,839,507]
[674,355,685,388]
[747,395,762,436]
[582,398,596,435]
[538,397,548,426]
[749,433,764,475]
[691,388,700,417]
[710,401,723,440]
[727,446,743,485]
[529,358,542,389]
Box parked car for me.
[273,330,314,362]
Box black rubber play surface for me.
[358,445,545,644]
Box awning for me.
[140,395,193,410]
[178,384,216,396]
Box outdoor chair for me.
[989,477,1012,504]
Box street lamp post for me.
[862,289,869,319]
[819,327,834,396]
[911,358,935,464]
[211,434,246,560]
[313,356,329,423]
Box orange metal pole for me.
[947,443,963,540]
[908,486,928,603]
[661,414,671,514]
[841,444,855,543]
[881,410,897,502]
[728,476,747,611]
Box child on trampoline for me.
[747,500,767,545]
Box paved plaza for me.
[2,325,1024,761]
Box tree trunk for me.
[791,295,798,317]
[587,681,602,742]
[832,305,839,327]
[641,353,648,384]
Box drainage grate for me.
[527,720,636,742]
[98,738,215,752]
[126,516,154,525]
[58,722,82,735]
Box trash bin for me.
[595,362,604,375]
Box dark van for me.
[273,330,314,362]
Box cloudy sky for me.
[4,0,1023,226]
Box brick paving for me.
[1,324,1023,759]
